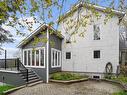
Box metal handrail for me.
[17,58,28,83]
[0,58,29,83]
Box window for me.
[36,50,39,66]
[51,48,61,68]
[24,51,27,65]
[93,24,100,40]
[28,50,31,66]
[65,32,71,43]
[94,50,100,58]
[40,49,44,66]
[66,52,71,59]
[23,47,45,67]
[32,50,35,66]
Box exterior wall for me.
[0,71,25,86]
[49,34,62,73]
[22,32,47,82]
[58,8,120,76]
[31,68,47,82]
[21,30,62,82]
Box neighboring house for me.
[0,3,126,86]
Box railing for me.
[0,58,29,83]
[0,58,18,71]
[17,58,28,83]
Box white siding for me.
[59,8,119,74]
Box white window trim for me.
[22,47,45,68]
[51,48,61,68]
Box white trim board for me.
[46,28,49,83]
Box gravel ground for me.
[8,80,123,95]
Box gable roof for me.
[58,3,125,23]
[17,24,64,48]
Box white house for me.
[0,3,126,86]
[58,3,125,78]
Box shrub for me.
[120,65,127,77]
[50,72,87,81]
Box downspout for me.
[46,27,49,83]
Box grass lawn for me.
[50,72,88,81]
[105,75,127,84]
[112,91,127,95]
[0,85,14,95]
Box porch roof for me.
[17,24,64,48]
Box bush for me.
[50,72,88,81]
[120,65,127,77]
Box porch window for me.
[24,51,27,65]
[28,50,31,66]
[40,49,44,66]
[23,47,45,68]
[32,50,35,66]
[51,48,61,68]
[36,50,39,66]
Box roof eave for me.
[58,3,125,23]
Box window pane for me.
[36,50,39,66]
[55,51,57,66]
[32,50,35,66]
[40,49,44,66]
[94,25,100,40]
[58,52,60,66]
[28,50,31,66]
[66,52,71,59]
[94,50,100,58]
[52,51,54,66]
[24,51,27,65]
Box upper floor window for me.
[65,32,71,43]
[93,24,100,40]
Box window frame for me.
[51,48,61,68]
[93,24,101,40]
[66,52,71,59]
[93,50,100,59]
[22,47,45,68]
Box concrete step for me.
[27,78,41,84]
[23,76,39,81]
[27,80,43,87]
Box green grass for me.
[112,91,127,95]
[105,74,127,84]
[0,85,14,95]
[50,72,88,81]
[111,76,127,84]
